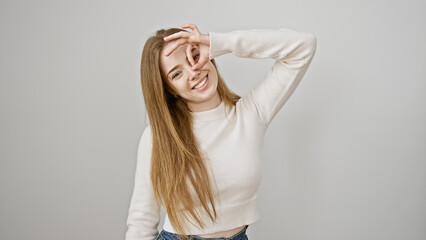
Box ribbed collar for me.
[190,100,225,121]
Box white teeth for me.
[193,76,207,89]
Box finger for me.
[163,31,190,42]
[191,55,209,70]
[181,23,200,34]
[181,24,203,45]
[180,23,195,29]
[192,24,200,35]
[164,38,188,56]
[186,43,195,66]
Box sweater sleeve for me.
[125,126,161,240]
[208,28,317,127]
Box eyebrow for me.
[167,64,181,78]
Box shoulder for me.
[138,125,153,151]
[135,125,154,171]
[142,124,152,138]
[235,92,267,127]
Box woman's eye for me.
[193,54,200,61]
[172,72,181,79]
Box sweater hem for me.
[162,196,260,235]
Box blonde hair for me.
[140,28,240,239]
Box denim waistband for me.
[158,225,249,240]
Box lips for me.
[192,74,208,89]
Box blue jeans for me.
[154,225,249,240]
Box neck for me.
[188,92,221,112]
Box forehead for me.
[160,42,189,75]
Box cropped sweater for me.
[125,27,317,240]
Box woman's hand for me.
[163,23,210,70]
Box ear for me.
[171,91,179,98]
[165,85,178,97]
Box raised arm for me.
[209,28,317,126]
[125,126,161,240]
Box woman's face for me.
[160,42,220,112]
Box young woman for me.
[125,23,317,240]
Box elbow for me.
[299,33,317,64]
[311,34,317,54]
[306,34,317,59]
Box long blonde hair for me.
[140,28,240,239]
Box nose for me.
[188,67,201,82]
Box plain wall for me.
[1,0,425,239]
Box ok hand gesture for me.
[163,24,210,70]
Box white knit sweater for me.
[125,27,317,240]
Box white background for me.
[1,0,425,239]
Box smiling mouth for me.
[192,74,208,90]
